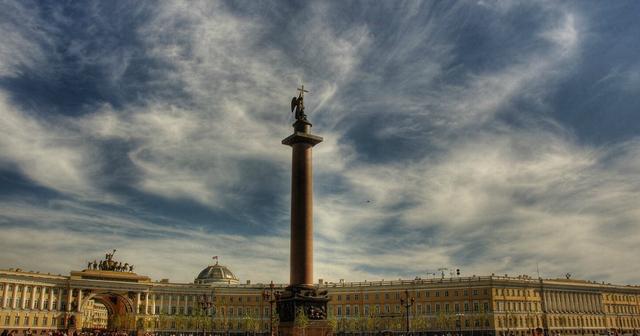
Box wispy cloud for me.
[0,1,639,285]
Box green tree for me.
[327,313,338,333]
[295,307,310,336]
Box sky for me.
[0,0,639,285]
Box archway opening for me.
[82,293,135,331]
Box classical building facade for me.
[1,261,639,336]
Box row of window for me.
[0,298,64,310]
[0,284,63,295]
[605,304,638,314]
[496,301,541,312]
[333,289,488,302]
[1,314,60,327]
[141,305,272,317]
[331,302,491,316]
[496,289,538,297]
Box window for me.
[337,295,342,301]
[445,291,449,297]
[337,306,342,316]
[375,293,379,300]
[345,306,350,316]
[346,295,350,301]
[445,304,450,312]
[464,290,468,296]
[395,292,400,299]
[473,289,479,296]
[42,317,47,326]
[4,316,10,325]
[483,302,489,312]
[454,303,460,312]
[426,304,431,313]
[417,292,421,298]
[435,304,440,312]
[52,317,57,326]
[483,289,489,295]
[364,305,369,315]
[435,291,440,297]
[464,302,469,312]
[354,294,359,301]
[385,293,389,300]
[33,316,38,326]
[474,302,479,311]
[385,304,390,313]
[364,294,369,300]
[354,306,359,315]
[425,291,430,297]
[375,305,380,314]
[14,316,19,325]
[454,291,459,297]
[395,305,400,313]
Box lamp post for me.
[400,290,415,336]
[198,293,216,336]
[262,281,280,336]
[456,313,465,336]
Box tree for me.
[327,313,338,333]
[295,307,310,336]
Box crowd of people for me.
[0,330,134,336]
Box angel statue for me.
[291,85,309,121]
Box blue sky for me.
[0,1,639,284]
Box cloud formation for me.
[0,1,639,285]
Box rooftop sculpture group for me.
[86,249,134,272]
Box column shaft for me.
[290,143,314,286]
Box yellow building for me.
[1,260,639,336]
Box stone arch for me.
[80,291,136,330]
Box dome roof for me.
[195,262,239,285]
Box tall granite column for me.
[279,117,330,336]
[283,119,322,288]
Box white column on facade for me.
[175,295,180,314]
[159,294,164,314]
[183,294,188,314]
[551,292,557,312]
[67,288,73,312]
[31,286,37,309]
[39,286,45,310]
[167,295,172,314]
[136,292,141,314]
[57,288,63,311]
[49,288,55,310]
[77,289,82,312]
[152,293,156,315]
[12,283,18,309]
[21,286,28,309]
[2,282,8,308]
[144,292,150,315]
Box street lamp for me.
[400,289,415,336]
[456,313,465,336]
[199,293,216,336]
[262,281,280,336]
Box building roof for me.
[194,262,239,285]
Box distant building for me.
[1,263,639,336]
